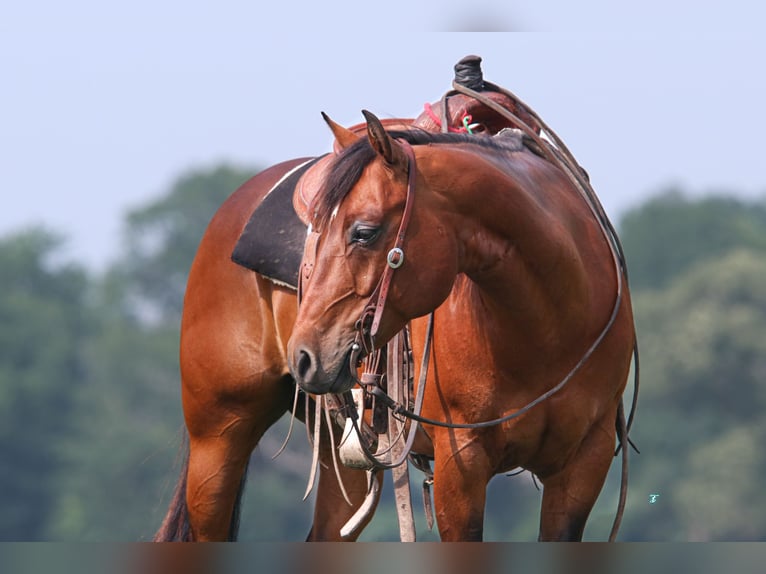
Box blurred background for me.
[2,2,765,541]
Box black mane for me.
[310,128,524,229]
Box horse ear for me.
[362,109,407,169]
[321,112,360,150]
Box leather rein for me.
[296,81,636,542]
[346,129,627,432]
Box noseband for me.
[353,140,418,357]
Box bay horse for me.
[153,58,538,541]
[287,110,636,541]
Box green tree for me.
[0,228,91,540]
[620,190,766,290]
[619,249,766,540]
[117,164,254,324]
[45,314,184,540]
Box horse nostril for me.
[296,347,315,381]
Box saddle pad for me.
[231,156,327,288]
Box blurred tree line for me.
[1,166,765,541]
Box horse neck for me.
[429,146,591,323]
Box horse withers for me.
[288,111,636,541]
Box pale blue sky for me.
[2,2,764,269]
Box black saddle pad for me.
[231,156,326,288]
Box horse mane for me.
[310,128,525,230]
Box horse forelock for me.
[310,128,524,230]
[311,138,376,231]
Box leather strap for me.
[358,140,418,350]
[298,228,320,304]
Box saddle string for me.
[273,384,356,506]
[440,94,450,133]
[272,384,358,506]
[302,383,314,447]
[608,399,630,542]
[323,396,353,506]
[271,381,301,460]
[302,394,323,501]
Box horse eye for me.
[349,223,380,246]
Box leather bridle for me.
[351,140,418,359]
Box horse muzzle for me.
[290,341,360,395]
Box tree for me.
[618,249,766,540]
[44,314,185,540]
[619,190,766,290]
[0,228,91,540]
[41,165,259,540]
[117,164,255,325]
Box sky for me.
[2,1,764,270]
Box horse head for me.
[287,111,459,395]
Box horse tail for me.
[153,432,193,541]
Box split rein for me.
[342,124,626,432]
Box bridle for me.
[351,140,418,359]
[342,139,431,471]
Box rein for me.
[447,79,639,437]
[298,70,637,541]
[350,127,626,432]
[346,314,434,469]
[344,79,638,543]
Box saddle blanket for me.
[231,156,327,288]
